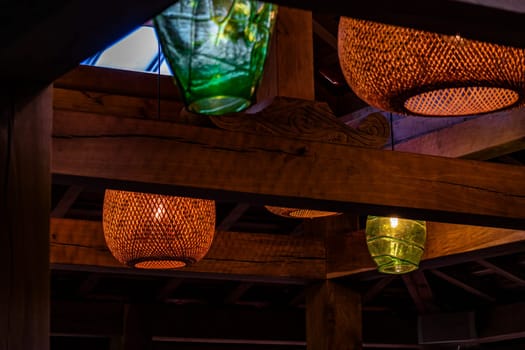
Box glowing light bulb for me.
[154,203,165,220]
[390,217,399,228]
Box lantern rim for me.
[188,96,251,115]
[377,258,419,274]
[403,86,520,116]
[130,256,197,269]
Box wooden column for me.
[0,87,52,350]
[122,304,152,350]
[306,280,362,350]
[257,6,314,100]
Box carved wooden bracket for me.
[210,97,390,149]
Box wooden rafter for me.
[429,269,496,302]
[402,271,438,314]
[51,184,83,218]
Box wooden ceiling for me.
[3,0,525,349]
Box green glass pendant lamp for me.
[365,216,427,274]
[154,0,278,115]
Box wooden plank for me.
[306,280,362,350]
[50,218,326,280]
[55,66,180,100]
[328,223,525,278]
[52,110,525,229]
[0,87,52,350]
[53,87,185,121]
[0,0,175,85]
[396,109,525,160]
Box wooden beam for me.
[1,0,174,85]
[476,259,525,286]
[51,185,83,218]
[224,283,254,304]
[216,203,251,231]
[268,0,525,48]
[50,218,326,280]
[55,66,180,101]
[395,108,525,160]
[327,223,525,278]
[0,87,51,350]
[306,280,362,350]
[363,277,395,304]
[52,110,525,229]
[402,271,438,314]
[156,279,184,302]
[429,269,496,302]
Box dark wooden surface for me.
[327,223,525,278]
[50,218,325,279]
[0,0,174,86]
[52,109,525,229]
[0,87,52,350]
[306,280,362,350]
[270,0,525,48]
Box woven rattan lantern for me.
[265,206,340,219]
[103,189,215,269]
[338,17,525,116]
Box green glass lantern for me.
[154,0,278,115]
[365,216,427,274]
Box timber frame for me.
[3,1,525,349]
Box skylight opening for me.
[82,25,172,75]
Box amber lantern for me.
[338,17,525,116]
[103,190,215,269]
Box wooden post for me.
[0,87,52,350]
[122,304,152,350]
[306,280,362,350]
[257,6,314,101]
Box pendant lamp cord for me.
[389,112,395,151]
[3,96,15,349]
[157,38,161,120]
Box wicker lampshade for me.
[365,216,426,274]
[103,189,215,269]
[338,17,525,116]
[265,206,340,219]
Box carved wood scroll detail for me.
[210,97,389,149]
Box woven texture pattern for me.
[103,190,215,269]
[338,17,525,116]
[265,206,340,219]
